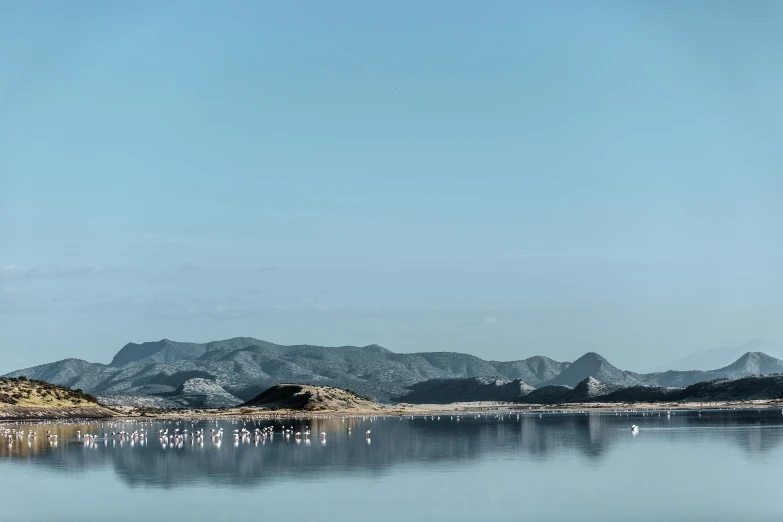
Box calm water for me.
[2,410,783,521]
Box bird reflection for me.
[2,410,783,488]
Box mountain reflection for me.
[2,410,782,488]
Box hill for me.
[524,375,783,404]
[0,376,115,419]
[544,353,640,387]
[393,377,534,404]
[520,385,573,404]
[599,375,783,404]
[242,384,386,412]
[675,375,783,402]
[393,373,783,406]
[642,352,783,388]
[567,376,622,400]
[716,352,783,377]
[517,377,623,404]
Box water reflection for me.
[2,410,783,488]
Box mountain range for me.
[396,373,783,405]
[5,337,783,408]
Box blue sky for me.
[1,1,782,372]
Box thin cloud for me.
[0,264,136,280]
[0,264,38,279]
[52,266,105,277]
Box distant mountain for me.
[674,375,783,402]
[642,352,783,388]
[395,375,623,405]
[6,358,119,390]
[568,376,622,400]
[544,353,640,387]
[159,377,243,408]
[517,377,622,404]
[546,375,783,404]
[492,356,569,386]
[393,377,534,404]
[599,375,783,404]
[598,384,681,403]
[109,337,276,367]
[5,337,568,407]
[7,337,783,408]
[717,352,783,376]
[652,340,783,372]
[520,385,572,404]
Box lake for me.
[2,409,782,521]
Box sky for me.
[1,1,782,373]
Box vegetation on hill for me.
[0,376,99,407]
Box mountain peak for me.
[719,351,783,375]
[738,351,774,361]
[652,340,783,372]
[570,376,621,399]
[362,344,392,354]
[545,352,638,387]
[574,352,608,363]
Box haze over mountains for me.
[652,340,783,372]
[5,337,783,408]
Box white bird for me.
[631,425,639,433]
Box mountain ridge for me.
[6,337,783,408]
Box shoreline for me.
[6,398,783,422]
[0,405,116,421]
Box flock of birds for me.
[2,416,381,451]
[6,407,778,451]
[1,427,60,447]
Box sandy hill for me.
[0,376,114,419]
[242,384,387,412]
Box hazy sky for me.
[2,1,782,373]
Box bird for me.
[631,425,639,433]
